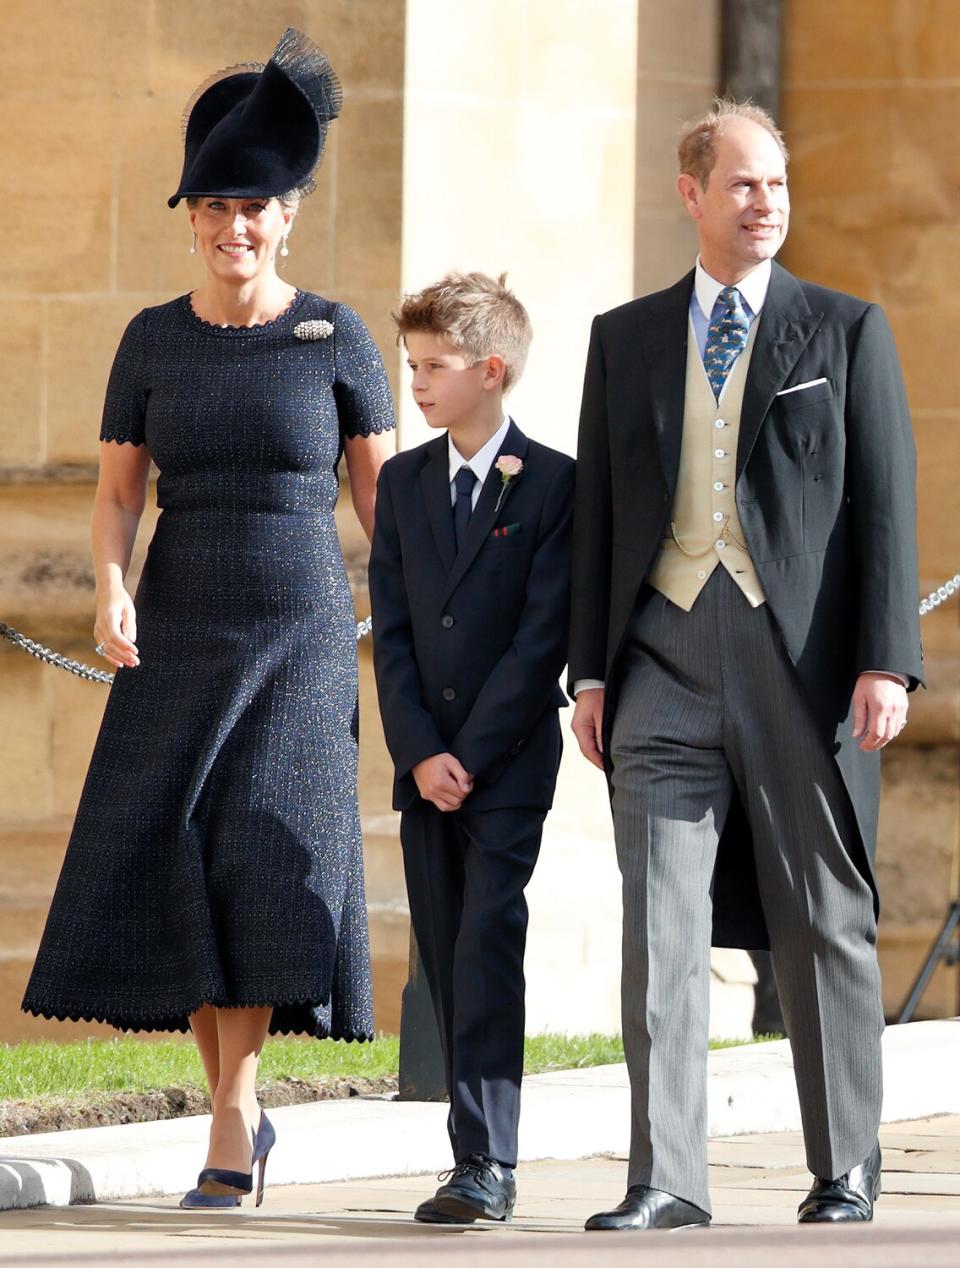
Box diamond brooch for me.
[294,319,334,340]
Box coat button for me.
[441,614,455,629]
[442,687,456,701]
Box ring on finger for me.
[95,642,106,657]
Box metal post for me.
[398,928,447,1101]
[896,903,960,1024]
[721,0,784,117]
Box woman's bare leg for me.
[189,1004,221,1100]
[203,1005,272,1174]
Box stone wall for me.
[633,0,721,294]
[781,0,960,1018]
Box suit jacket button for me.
[442,687,456,701]
[441,614,455,629]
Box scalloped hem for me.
[21,995,374,1044]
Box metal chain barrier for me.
[1,575,957,688]
[918,572,960,616]
[1,616,374,687]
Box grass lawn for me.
[0,1032,772,1103]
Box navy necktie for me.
[453,466,477,551]
[704,285,750,400]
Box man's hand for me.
[412,753,474,811]
[571,687,605,770]
[852,672,909,751]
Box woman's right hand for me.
[94,588,140,668]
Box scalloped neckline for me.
[183,289,306,334]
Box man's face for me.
[678,117,790,282]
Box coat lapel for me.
[737,263,823,479]
[419,435,456,573]
[441,420,530,605]
[638,271,695,495]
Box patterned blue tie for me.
[452,466,477,551]
[704,286,750,400]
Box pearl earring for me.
[189,233,197,255]
[280,236,290,258]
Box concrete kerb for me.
[0,1018,958,1211]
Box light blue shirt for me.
[689,257,771,360]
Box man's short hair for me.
[393,271,533,394]
[678,98,789,188]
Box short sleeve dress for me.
[22,290,394,1040]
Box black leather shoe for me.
[414,1196,476,1224]
[585,1185,710,1231]
[798,1142,882,1223]
[433,1154,516,1222]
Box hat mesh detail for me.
[180,62,265,140]
[271,27,343,124]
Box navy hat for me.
[168,28,342,209]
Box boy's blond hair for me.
[393,271,532,394]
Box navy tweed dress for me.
[22,290,394,1039]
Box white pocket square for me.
[776,377,828,396]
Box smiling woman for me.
[21,25,396,1212]
[185,194,300,323]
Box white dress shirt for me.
[448,416,511,509]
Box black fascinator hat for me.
[168,27,342,208]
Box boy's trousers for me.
[400,800,545,1168]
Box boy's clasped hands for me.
[412,753,474,811]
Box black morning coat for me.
[370,420,575,813]
[569,262,925,950]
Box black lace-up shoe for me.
[413,1196,476,1224]
[585,1185,711,1231]
[798,1142,882,1223]
[433,1154,516,1222]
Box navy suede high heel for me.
[179,1111,275,1209]
[178,1187,241,1209]
[252,1112,276,1208]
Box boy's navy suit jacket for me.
[369,419,574,813]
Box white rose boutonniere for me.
[493,455,523,513]
[294,319,335,340]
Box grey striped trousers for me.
[609,569,883,1214]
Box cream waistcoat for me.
[649,319,766,611]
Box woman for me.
[22,29,395,1208]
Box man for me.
[569,100,923,1231]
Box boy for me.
[369,272,574,1224]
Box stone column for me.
[399,0,641,1036]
